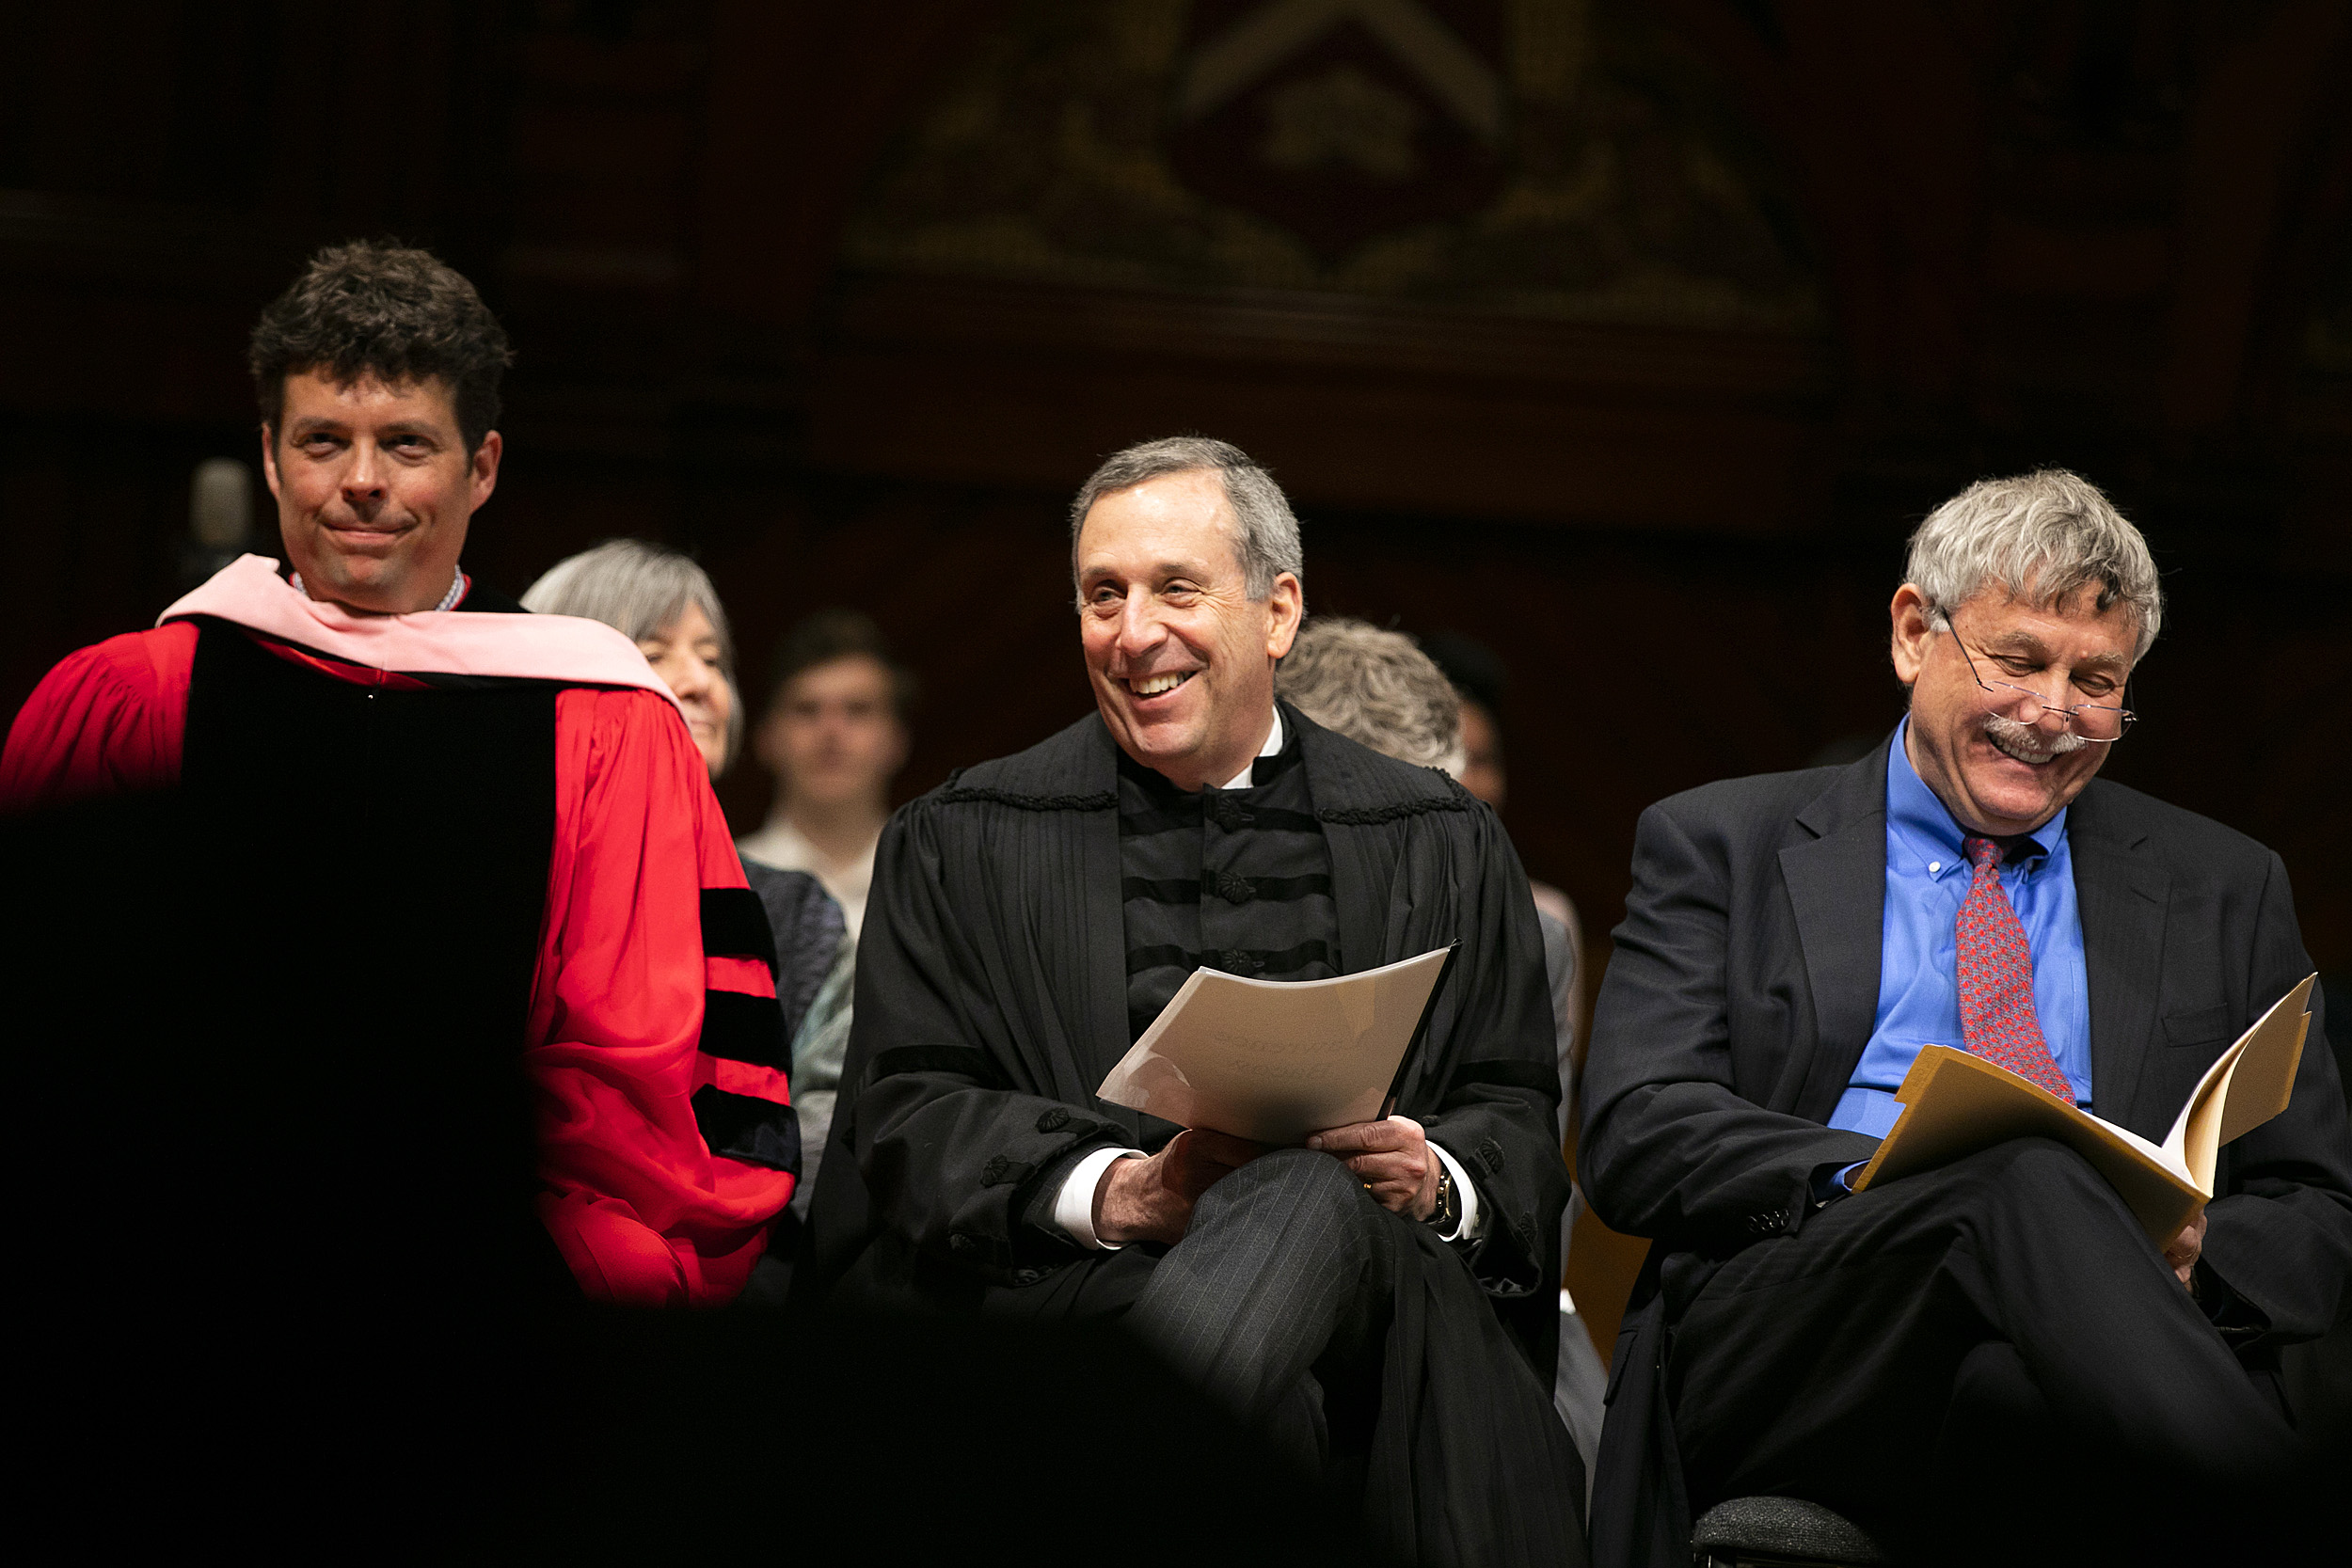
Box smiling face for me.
[1890,578,2138,836]
[639,601,735,778]
[1076,468,1302,790]
[263,370,500,614]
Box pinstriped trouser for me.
[1124,1148,1589,1568]
[1128,1148,1394,1447]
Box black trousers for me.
[1666,1137,2301,1561]
[989,1148,1586,1568]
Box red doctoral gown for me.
[0,556,793,1305]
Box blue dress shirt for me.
[1829,719,2092,1137]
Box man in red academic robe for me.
[1,242,792,1307]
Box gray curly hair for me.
[1275,617,1465,776]
[1905,469,2163,660]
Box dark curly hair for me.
[247,241,514,452]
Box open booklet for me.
[1094,945,1459,1146]
[1852,974,2316,1243]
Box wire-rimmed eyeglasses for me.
[1931,609,2137,744]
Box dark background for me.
[4,1,2346,1012]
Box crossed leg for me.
[1666,1137,2296,1560]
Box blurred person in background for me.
[737,610,914,942]
[1274,615,1467,775]
[524,541,853,1235]
[1276,614,1609,1473]
[1422,631,1586,1076]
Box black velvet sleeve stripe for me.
[700,887,779,974]
[1123,872,1333,906]
[699,989,788,1069]
[1121,877,1202,904]
[1233,940,1336,973]
[1449,1059,1561,1095]
[1232,873,1332,900]
[866,1042,1009,1090]
[1126,943,1206,975]
[1124,941,1339,977]
[1212,803,1323,834]
[1120,803,1205,837]
[691,1085,801,1174]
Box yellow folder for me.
[1852,975,2315,1243]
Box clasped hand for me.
[1309,1115,1441,1223]
[2164,1209,2206,1291]
[1093,1115,1442,1246]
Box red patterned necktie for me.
[1955,834,2074,1101]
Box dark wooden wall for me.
[4,0,2347,991]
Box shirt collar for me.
[1220,707,1283,791]
[290,565,468,612]
[1886,716,2067,878]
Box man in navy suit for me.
[1580,469,2351,1564]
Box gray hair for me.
[1069,436,1304,603]
[1275,617,1466,776]
[521,538,742,768]
[1905,469,2163,660]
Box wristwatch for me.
[1422,1159,1458,1233]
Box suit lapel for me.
[1779,743,1892,1121]
[2066,784,2169,1133]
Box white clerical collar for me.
[1219,708,1283,790]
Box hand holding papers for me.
[1853,974,2315,1243]
[1096,946,1458,1145]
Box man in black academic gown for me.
[806,436,1582,1567]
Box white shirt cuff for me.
[1430,1141,1486,1242]
[1053,1146,1147,1251]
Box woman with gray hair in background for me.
[1277,616,1607,1473]
[1272,615,1469,777]
[1277,619,1572,1074]
[524,540,853,1248]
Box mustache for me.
[1983,712,2088,760]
